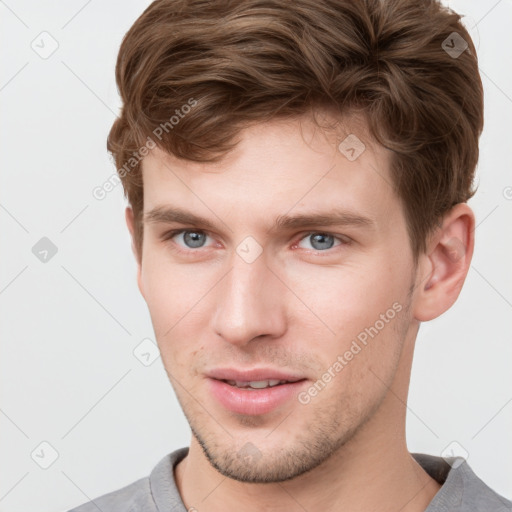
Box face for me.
[133,114,419,483]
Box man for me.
[69,0,511,510]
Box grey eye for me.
[182,231,208,248]
[298,233,340,251]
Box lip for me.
[206,367,306,383]
[206,368,308,415]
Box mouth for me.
[207,376,308,415]
[221,378,305,389]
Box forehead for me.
[140,114,399,230]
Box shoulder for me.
[412,453,512,511]
[66,447,189,512]
[66,476,152,512]
[456,461,512,511]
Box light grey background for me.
[0,1,511,511]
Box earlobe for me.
[125,206,145,299]
[125,206,137,256]
[136,264,145,299]
[413,203,475,322]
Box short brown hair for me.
[107,0,484,263]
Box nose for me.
[210,248,287,347]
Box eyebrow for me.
[143,206,375,233]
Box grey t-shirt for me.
[67,447,512,511]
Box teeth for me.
[226,379,287,389]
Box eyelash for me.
[161,229,351,257]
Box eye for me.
[163,229,213,250]
[162,229,350,256]
[297,232,346,251]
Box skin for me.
[125,113,475,512]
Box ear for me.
[412,203,475,322]
[125,206,145,299]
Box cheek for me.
[285,258,406,331]
[283,259,409,377]
[140,252,211,356]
